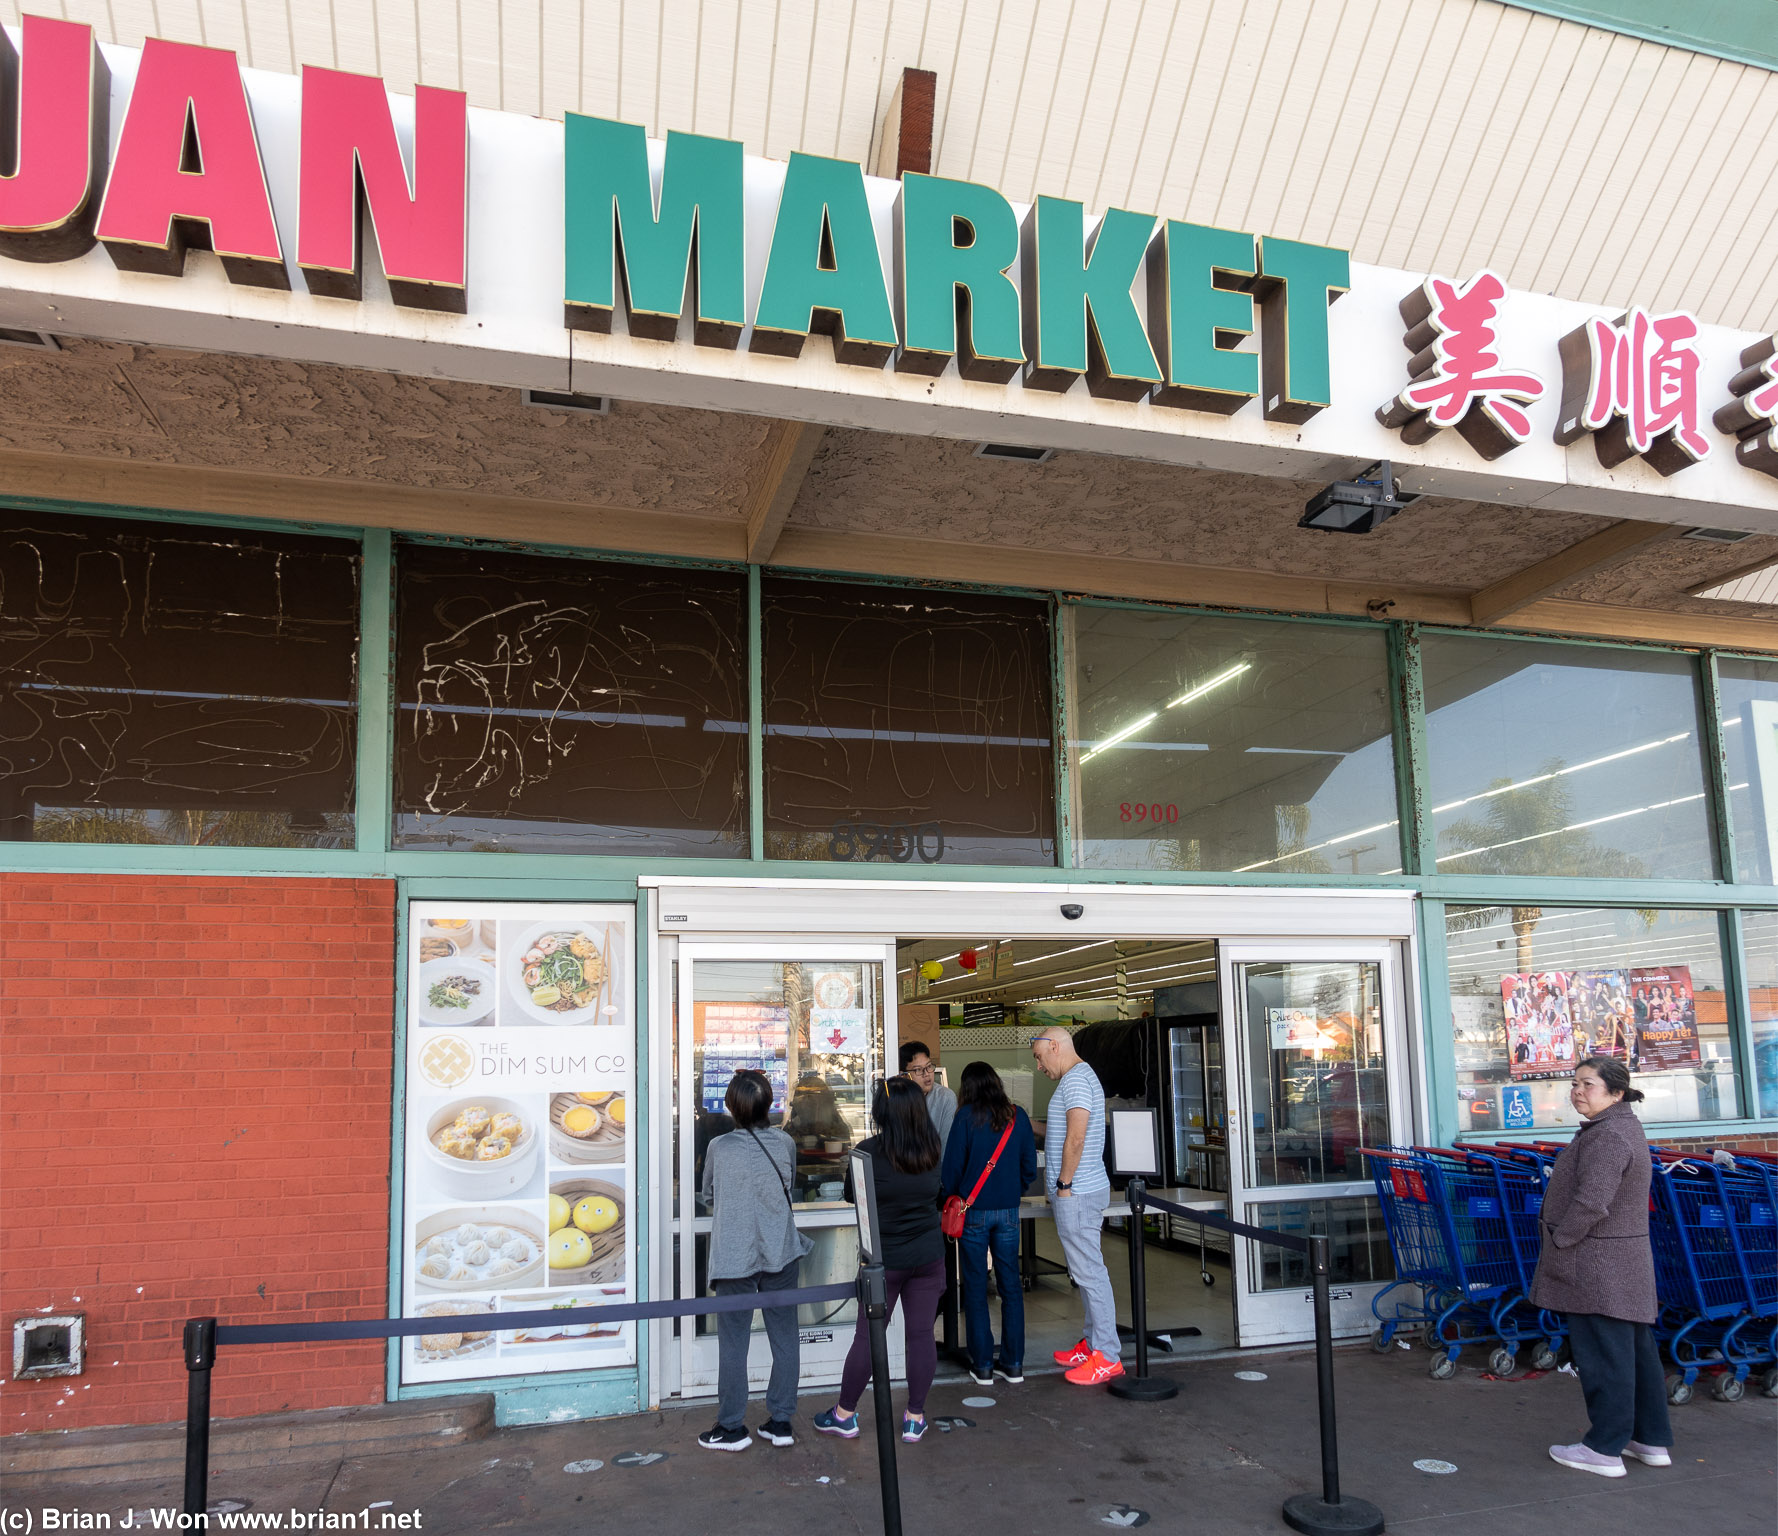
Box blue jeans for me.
[958,1206,1024,1373]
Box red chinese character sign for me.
[1377,269,1545,459]
[1714,337,1778,479]
[1555,307,1712,476]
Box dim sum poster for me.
[401,901,636,1385]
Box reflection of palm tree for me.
[1443,765,1648,882]
[1443,767,1647,969]
[1275,803,1332,875]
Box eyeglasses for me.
[906,1063,936,1077]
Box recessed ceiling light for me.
[974,442,1054,463]
[0,327,60,350]
[523,387,611,415]
[1682,527,1755,543]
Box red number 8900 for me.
[1119,803,1180,823]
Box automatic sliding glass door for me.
[1221,943,1412,1345]
[674,942,901,1394]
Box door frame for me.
[1218,938,1416,1346]
[640,877,1424,1374]
[672,938,902,1398]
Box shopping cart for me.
[1451,1144,1565,1373]
[1647,1155,1773,1403]
[1360,1146,1544,1378]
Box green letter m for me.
[563,116,745,346]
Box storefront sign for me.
[2,16,1776,522]
[402,901,635,1384]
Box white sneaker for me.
[1549,1442,1626,1477]
[1623,1441,1671,1467]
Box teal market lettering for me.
[563,118,1346,424]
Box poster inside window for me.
[1445,905,1735,1132]
[402,902,635,1384]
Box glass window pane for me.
[1422,634,1715,879]
[1069,609,1399,874]
[690,959,884,1209]
[762,579,1054,866]
[1742,911,1778,1119]
[1241,961,1390,1186]
[0,512,358,847]
[1245,1196,1393,1291]
[1444,904,1737,1131]
[1717,658,1778,885]
[394,544,747,856]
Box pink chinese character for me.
[1398,270,1545,441]
[1565,307,1712,470]
[1716,336,1778,478]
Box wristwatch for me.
[1055,1180,1073,1191]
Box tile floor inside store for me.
[947,1217,1238,1373]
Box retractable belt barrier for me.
[179,1282,862,1522]
[1129,1182,1386,1536]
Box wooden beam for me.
[1469,519,1683,625]
[0,447,746,561]
[742,421,824,563]
[771,524,1475,622]
[872,67,937,179]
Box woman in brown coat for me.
[1530,1056,1672,1478]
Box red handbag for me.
[942,1120,1016,1240]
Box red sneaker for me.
[1064,1351,1127,1386]
[1052,1338,1092,1367]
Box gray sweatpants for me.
[1052,1192,1120,1359]
[713,1258,802,1429]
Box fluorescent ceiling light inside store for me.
[1079,661,1251,763]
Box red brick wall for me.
[1,874,396,1434]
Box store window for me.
[1445,904,1738,1131]
[1421,634,1715,880]
[0,512,359,847]
[762,578,1054,865]
[394,544,748,856]
[1742,911,1778,1119]
[1069,608,1399,874]
[1717,658,1778,885]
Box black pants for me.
[1564,1312,1673,1456]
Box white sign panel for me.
[401,900,634,1384]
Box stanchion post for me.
[860,1262,904,1536]
[1281,1235,1384,1536]
[1108,1177,1176,1402]
[182,1317,217,1520]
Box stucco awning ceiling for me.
[2,339,1773,646]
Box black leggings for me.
[838,1257,945,1414]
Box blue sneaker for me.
[813,1406,859,1439]
[901,1413,928,1443]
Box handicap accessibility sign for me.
[1503,1087,1534,1130]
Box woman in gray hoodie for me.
[697,1070,812,1453]
[1530,1055,1671,1478]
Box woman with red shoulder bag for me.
[941,1061,1038,1387]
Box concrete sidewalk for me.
[12,1348,1774,1535]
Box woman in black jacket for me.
[814,1077,944,1444]
[941,1061,1037,1386]
[1531,1056,1671,1478]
